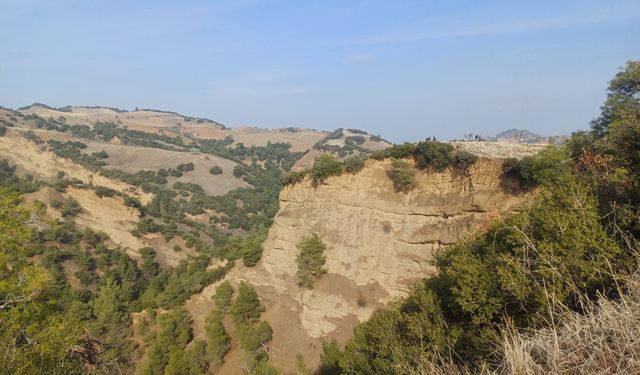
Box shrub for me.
[209,165,223,175]
[173,182,204,194]
[500,274,640,375]
[95,186,116,198]
[413,141,454,171]
[319,339,343,375]
[453,150,478,171]
[502,148,569,187]
[92,150,109,159]
[168,168,183,177]
[311,154,343,186]
[124,196,142,209]
[344,156,365,174]
[0,125,6,137]
[386,143,417,159]
[137,217,160,234]
[233,165,244,178]
[387,158,416,192]
[346,135,366,145]
[296,234,327,288]
[51,198,83,217]
[177,162,194,172]
[282,170,307,185]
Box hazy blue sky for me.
[1,0,639,142]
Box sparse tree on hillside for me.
[209,165,223,175]
[213,281,234,313]
[296,234,327,288]
[230,282,264,324]
[205,310,230,367]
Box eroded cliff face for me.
[222,157,533,372]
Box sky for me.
[0,0,639,143]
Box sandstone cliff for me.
[211,156,534,373]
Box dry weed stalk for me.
[499,272,640,375]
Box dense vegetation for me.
[326,60,640,374]
[0,105,306,372]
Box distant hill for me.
[478,128,568,144]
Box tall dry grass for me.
[402,272,640,375]
[498,272,640,375]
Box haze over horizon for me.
[1,0,639,143]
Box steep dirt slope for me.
[217,157,533,372]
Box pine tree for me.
[205,309,230,367]
[230,282,264,324]
[296,234,327,288]
[212,281,234,313]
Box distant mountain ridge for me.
[488,128,567,144]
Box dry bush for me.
[402,271,640,375]
[498,273,640,375]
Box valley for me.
[1,59,638,375]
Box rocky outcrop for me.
[226,157,533,372]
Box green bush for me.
[177,162,194,172]
[502,147,569,187]
[296,234,327,288]
[319,339,343,375]
[92,150,109,159]
[413,141,454,171]
[0,125,6,137]
[137,217,160,234]
[94,186,116,198]
[51,198,83,217]
[387,158,416,192]
[233,165,244,177]
[209,165,223,175]
[453,150,478,171]
[386,143,417,159]
[311,154,343,186]
[344,156,365,174]
[345,135,366,145]
[282,170,307,185]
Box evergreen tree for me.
[213,281,234,313]
[205,309,230,367]
[319,339,343,375]
[230,282,264,323]
[296,234,327,288]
